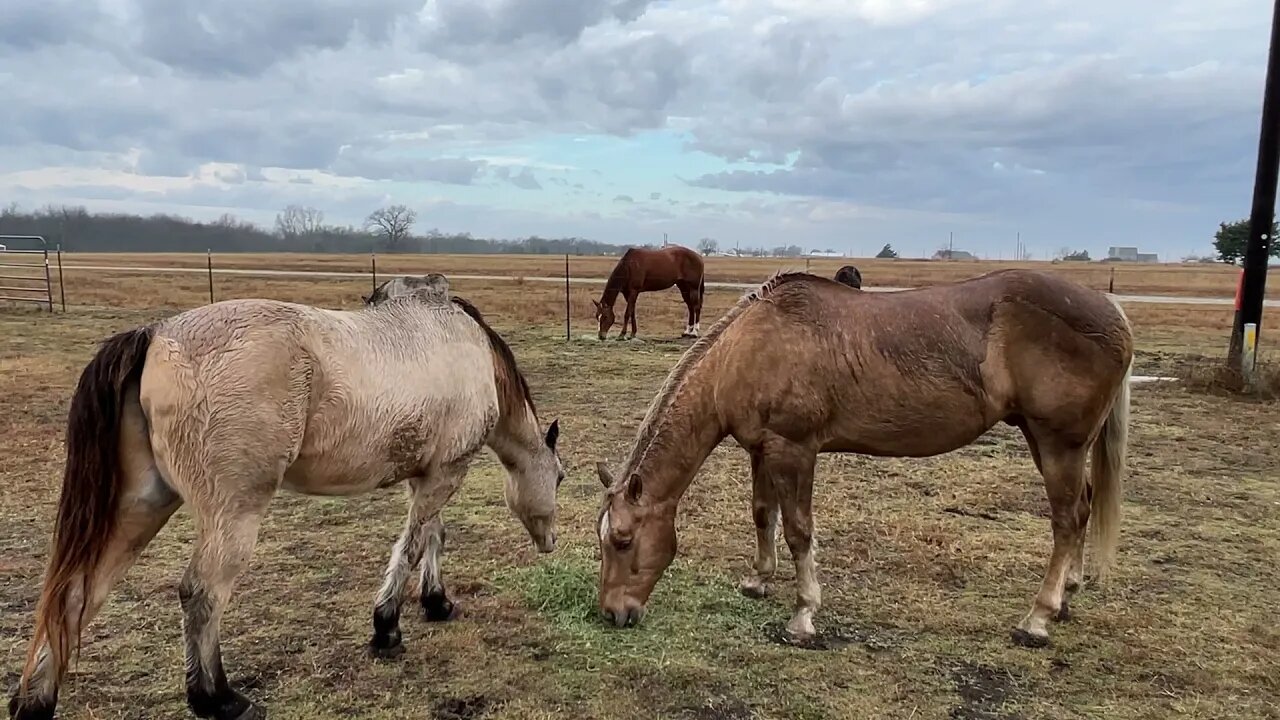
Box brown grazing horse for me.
[594,269,1132,649]
[833,264,862,289]
[593,245,705,340]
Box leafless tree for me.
[275,204,325,238]
[696,237,718,256]
[365,205,417,251]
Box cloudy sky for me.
[0,0,1271,258]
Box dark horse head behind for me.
[833,265,862,289]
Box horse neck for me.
[624,367,725,509]
[488,399,542,469]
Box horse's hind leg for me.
[418,513,457,622]
[180,493,272,720]
[739,451,780,599]
[11,394,180,720]
[1012,435,1088,648]
[678,286,696,337]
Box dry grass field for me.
[2,256,1278,720]
[57,250,1277,299]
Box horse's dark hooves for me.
[368,641,406,660]
[1009,627,1050,648]
[738,581,769,599]
[368,635,406,660]
[421,593,457,622]
[1054,600,1071,623]
[8,694,54,720]
[230,702,267,720]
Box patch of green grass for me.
[493,545,776,665]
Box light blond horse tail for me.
[1089,301,1132,582]
[18,325,154,699]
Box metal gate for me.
[0,235,57,311]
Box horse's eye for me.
[612,536,632,551]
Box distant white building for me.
[1107,246,1158,262]
[805,250,845,258]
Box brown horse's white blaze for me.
[9,278,563,720]
[593,245,706,340]
[595,269,1132,648]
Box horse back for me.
[284,304,501,494]
[712,271,1130,456]
[624,245,703,291]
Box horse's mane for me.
[621,270,812,480]
[450,295,537,420]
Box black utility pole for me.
[1230,0,1280,371]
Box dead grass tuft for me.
[1176,355,1280,401]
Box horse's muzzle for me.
[534,531,557,554]
[599,603,644,628]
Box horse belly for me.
[282,395,496,496]
[823,395,996,458]
[281,436,400,495]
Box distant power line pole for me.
[1229,0,1280,375]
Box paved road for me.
[61,263,1274,307]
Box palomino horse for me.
[833,264,862,289]
[9,281,564,720]
[594,269,1132,649]
[593,245,706,340]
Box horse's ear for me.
[625,473,643,503]
[361,295,370,305]
[545,418,560,450]
[596,461,615,488]
[591,298,600,309]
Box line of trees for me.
[0,203,626,255]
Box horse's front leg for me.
[617,295,635,340]
[627,294,640,338]
[370,472,463,658]
[418,513,457,621]
[740,450,779,598]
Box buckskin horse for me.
[9,279,565,720]
[593,269,1132,649]
[593,245,706,340]
[361,274,480,626]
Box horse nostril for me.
[600,608,615,626]
[625,606,643,627]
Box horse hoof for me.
[8,694,54,720]
[368,632,405,660]
[421,593,457,622]
[1054,600,1071,623]
[738,580,769,599]
[368,641,405,660]
[231,703,267,720]
[1010,627,1050,648]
